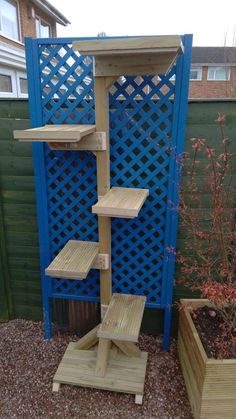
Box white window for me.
[190,67,202,80]
[0,0,20,41]
[16,71,28,97]
[36,16,51,37]
[207,66,230,81]
[0,67,17,97]
[0,67,28,98]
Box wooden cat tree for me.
[14,36,183,404]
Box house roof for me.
[32,0,70,26]
[192,47,236,64]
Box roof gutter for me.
[31,0,70,26]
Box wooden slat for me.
[74,324,100,350]
[92,187,149,218]
[48,132,106,151]
[72,35,183,55]
[45,240,99,280]
[14,124,96,142]
[53,343,148,397]
[95,338,111,377]
[94,53,178,77]
[98,293,146,342]
[94,76,112,310]
[113,340,142,357]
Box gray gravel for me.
[0,319,192,419]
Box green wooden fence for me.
[0,99,235,333]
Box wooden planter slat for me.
[178,299,236,419]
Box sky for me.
[52,0,236,46]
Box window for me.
[36,17,51,37]
[16,71,28,97]
[190,67,202,80]
[207,66,230,81]
[0,67,28,98]
[0,0,20,41]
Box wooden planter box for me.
[178,299,236,419]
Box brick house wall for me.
[189,66,236,99]
[0,0,57,50]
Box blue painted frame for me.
[25,35,192,348]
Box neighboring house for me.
[189,47,236,99]
[0,0,69,98]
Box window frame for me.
[0,0,21,42]
[190,66,202,81]
[16,71,28,98]
[35,15,52,38]
[0,67,17,97]
[207,66,231,81]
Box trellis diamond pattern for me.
[38,42,177,307]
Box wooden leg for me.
[135,394,143,405]
[52,382,60,392]
[95,338,111,377]
[113,340,141,357]
[74,324,100,350]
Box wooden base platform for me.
[53,342,148,404]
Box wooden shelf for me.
[45,240,99,280]
[73,35,183,56]
[98,293,146,342]
[14,124,96,143]
[73,36,183,77]
[92,187,149,218]
[53,342,148,402]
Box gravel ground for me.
[0,320,192,419]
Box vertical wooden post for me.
[94,76,112,313]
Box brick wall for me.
[19,1,57,40]
[189,66,236,99]
[0,0,57,49]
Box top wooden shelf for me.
[73,35,183,56]
[73,36,183,77]
[13,124,96,143]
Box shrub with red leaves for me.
[177,114,236,348]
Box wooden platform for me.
[73,36,183,77]
[14,124,96,143]
[53,342,148,402]
[98,293,146,342]
[73,35,183,56]
[45,240,99,279]
[92,187,149,218]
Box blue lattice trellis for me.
[25,36,192,346]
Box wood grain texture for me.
[95,338,111,377]
[92,187,149,218]
[48,132,106,151]
[178,299,236,419]
[45,240,99,279]
[72,35,183,55]
[14,125,96,142]
[94,53,178,77]
[113,340,142,357]
[98,293,146,342]
[74,324,100,350]
[53,342,148,398]
[94,76,112,307]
